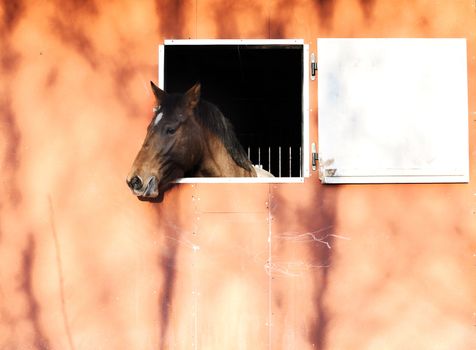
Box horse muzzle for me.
[126,175,159,198]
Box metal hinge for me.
[311,143,318,170]
[311,53,317,80]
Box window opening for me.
[160,40,308,181]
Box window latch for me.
[311,53,317,80]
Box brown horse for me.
[127,82,267,199]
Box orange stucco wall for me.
[0,1,475,349]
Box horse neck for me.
[196,130,255,177]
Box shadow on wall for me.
[20,234,52,349]
[46,0,153,117]
[48,0,99,69]
[359,0,377,20]
[1,0,24,207]
[208,0,377,39]
[312,0,377,30]
[152,188,184,350]
[155,0,187,38]
[270,183,338,349]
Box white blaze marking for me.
[153,111,164,126]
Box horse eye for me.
[166,127,176,135]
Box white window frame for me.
[159,39,309,184]
[317,38,470,184]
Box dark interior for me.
[164,44,303,177]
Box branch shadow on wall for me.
[21,234,52,350]
[270,183,337,350]
[153,188,184,350]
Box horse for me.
[126,82,273,199]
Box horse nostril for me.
[128,176,143,191]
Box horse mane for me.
[196,100,254,172]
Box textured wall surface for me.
[0,1,475,349]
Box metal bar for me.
[248,146,250,160]
[268,147,271,173]
[258,147,261,166]
[289,146,292,177]
[278,147,281,177]
[299,146,302,177]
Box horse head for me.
[127,82,204,199]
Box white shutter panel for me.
[318,38,469,183]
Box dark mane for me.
[196,100,253,172]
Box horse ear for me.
[150,81,166,104]
[184,82,201,109]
